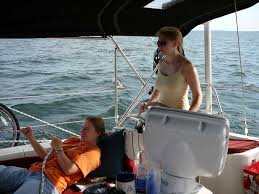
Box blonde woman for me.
[142,27,202,112]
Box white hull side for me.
[201,132,259,194]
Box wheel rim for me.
[0,105,20,147]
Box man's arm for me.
[51,137,80,176]
[21,127,48,159]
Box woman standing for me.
[143,27,202,112]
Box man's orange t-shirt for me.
[29,137,101,194]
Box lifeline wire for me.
[234,0,248,136]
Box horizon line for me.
[192,30,259,32]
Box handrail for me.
[201,83,224,116]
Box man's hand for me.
[20,126,34,139]
[51,137,63,151]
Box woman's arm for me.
[140,88,160,112]
[147,88,160,106]
[56,151,80,175]
[184,62,203,112]
[51,137,80,175]
[21,127,48,159]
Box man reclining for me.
[0,116,105,194]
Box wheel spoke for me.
[0,116,8,126]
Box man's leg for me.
[0,165,29,194]
[14,172,59,194]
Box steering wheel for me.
[0,103,20,147]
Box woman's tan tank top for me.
[155,69,190,110]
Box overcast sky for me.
[146,1,259,31]
[194,2,259,31]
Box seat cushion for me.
[88,130,125,177]
[228,139,259,154]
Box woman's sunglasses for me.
[157,40,167,47]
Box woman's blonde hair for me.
[156,26,184,55]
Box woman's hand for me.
[139,102,149,114]
[51,137,63,151]
[20,126,34,139]
[21,126,48,159]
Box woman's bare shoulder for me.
[180,56,195,73]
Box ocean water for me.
[0,31,259,145]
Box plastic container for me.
[135,163,147,193]
[146,167,161,194]
[116,172,136,194]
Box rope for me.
[1,117,116,133]
[22,116,116,128]
[0,116,118,145]
[0,139,51,144]
[0,89,123,100]
[8,107,79,137]
[40,148,53,194]
[234,0,248,136]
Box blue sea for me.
[0,31,259,145]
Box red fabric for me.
[228,139,259,154]
[62,188,82,194]
[244,161,259,176]
[124,157,137,173]
[243,175,252,189]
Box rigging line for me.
[21,116,117,128]
[0,122,56,145]
[33,122,62,139]
[1,117,116,133]
[179,1,241,32]
[8,107,79,137]
[0,119,74,145]
[118,64,159,126]
[0,139,51,144]
[110,36,146,85]
[28,117,116,128]
[234,0,248,136]
[0,89,125,100]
